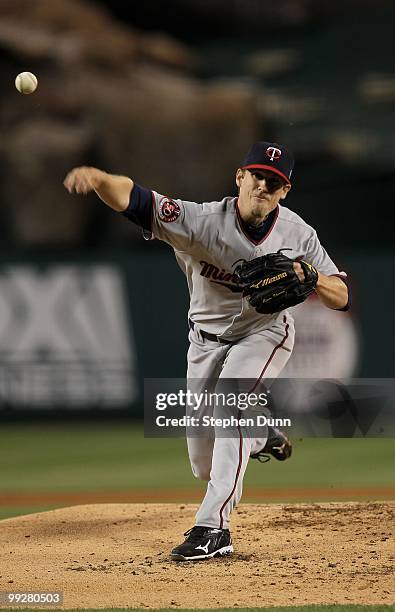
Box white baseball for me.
[15,72,38,94]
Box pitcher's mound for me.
[0,502,393,609]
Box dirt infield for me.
[0,502,393,609]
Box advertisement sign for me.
[0,265,137,410]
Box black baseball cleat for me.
[251,426,292,462]
[171,526,233,561]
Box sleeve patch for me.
[159,198,181,223]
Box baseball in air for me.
[15,72,38,94]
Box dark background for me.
[1,0,395,250]
[94,0,395,249]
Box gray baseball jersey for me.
[148,192,344,338]
[123,186,347,530]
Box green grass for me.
[0,423,393,520]
[0,423,191,491]
[0,505,69,520]
[0,423,394,491]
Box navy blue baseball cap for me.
[241,141,294,184]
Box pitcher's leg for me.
[186,328,229,482]
[195,424,253,529]
[194,317,295,529]
[186,436,214,481]
[223,315,294,380]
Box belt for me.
[188,318,233,344]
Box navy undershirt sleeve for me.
[122,184,153,232]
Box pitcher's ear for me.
[280,183,291,200]
[236,168,244,188]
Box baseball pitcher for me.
[64,141,349,561]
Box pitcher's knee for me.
[190,458,211,481]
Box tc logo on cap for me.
[266,146,282,162]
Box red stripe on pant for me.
[217,315,289,528]
[248,315,289,393]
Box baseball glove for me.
[234,249,318,314]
